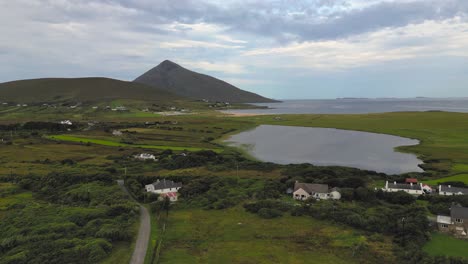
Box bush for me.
[258,208,283,219]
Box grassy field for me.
[423,233,468,259]
[46,135,220,152]
[158,207,396,264]
[423,174,468,185]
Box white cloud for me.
[180,61,247,74]
[159,39,244,49]
[242,17,468,70]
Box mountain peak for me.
[134,60,278,103]
[157,60,180,71]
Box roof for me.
[151,179,182,190]
[294,182,329,194]
[437,215,452,224]
[451,206,468,219]
[387,182,423,190]
[160,192,178,198]
[440,185,468,195]
[405,178,418,183]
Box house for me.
[60,120,73,126]
[112,130,123,136]
[293,182,341,201]
[134,153,157,161]
[145,179,182,202]
[437,206,468,238]
[382,181,426,195]
[438,185,468,196]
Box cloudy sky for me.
[1,0,468,99]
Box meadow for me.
[158,207,396,264]
[423,233,468,259]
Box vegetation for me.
[0,175,138,264]
[423,233,468,259]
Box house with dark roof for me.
[382,181,429,195]
[437,206,468,238]
[293,182,341,201]
[438,185,468,196]
[145,179,182,202]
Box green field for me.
[46,134,219,152]
[423,174,468,185]
[423,233,468,259]
[158,207,396,264]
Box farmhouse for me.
[145,179,182,202]
[438,185,468,196]
[112,130,123,136]
[134,153,157,161]
[381,181,429,195]
[60,120,73,125]
[437,206,468,238]
[293,182,341,201]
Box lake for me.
[223,98,468,115]
[225,125,424,174]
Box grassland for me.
[46,135,219,152]
[158,207,396,264]
[423,233,468,259]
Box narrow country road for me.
[117,180,151,264]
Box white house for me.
[382,181,425,195]
[293,182,341,201]
[60,120,73,125]
[134,153,157,161]
[145,179,182,202]
[438,185,468,196]
[112,130,123,136]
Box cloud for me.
[242,17,468,70]
[179,61,247,74]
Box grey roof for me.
[387,182,422,190]
[294,182,329,194]
[151,179,182,190]
[440,185,468,195]
[451,206,468,219]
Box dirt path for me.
[117,180,151,264]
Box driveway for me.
[117,180,151,264]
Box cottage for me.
[382,181,426,195]
[134,153,157,161]
[438,185,468,196]
[60,120,73,126]
[437,206,468,238]
[293,182,341,201]
[112,130,123,136]
[145,179,182,202]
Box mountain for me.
[133,60,277,103]
[0,77,183,103]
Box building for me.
[60,120,73,125]
[437,206,468,238]
[134,153,157,161]
[293,182,341,201]
[382,181,426,195]
[438,185,468,196]
[112,130,123,136]
[405,178,418,184]
[145,179,183,202]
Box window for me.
[441,224,448,228]
[455,218,463,223]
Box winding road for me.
[117,180,151,264]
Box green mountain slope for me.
[133,60,277,103]
[0,77,184,103]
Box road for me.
[117,180,151,264]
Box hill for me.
[133,60,277,103]
[0,77,184,103]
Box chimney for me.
[394,181,396,185]
[448,185,451,188]
[410,182,413,186]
